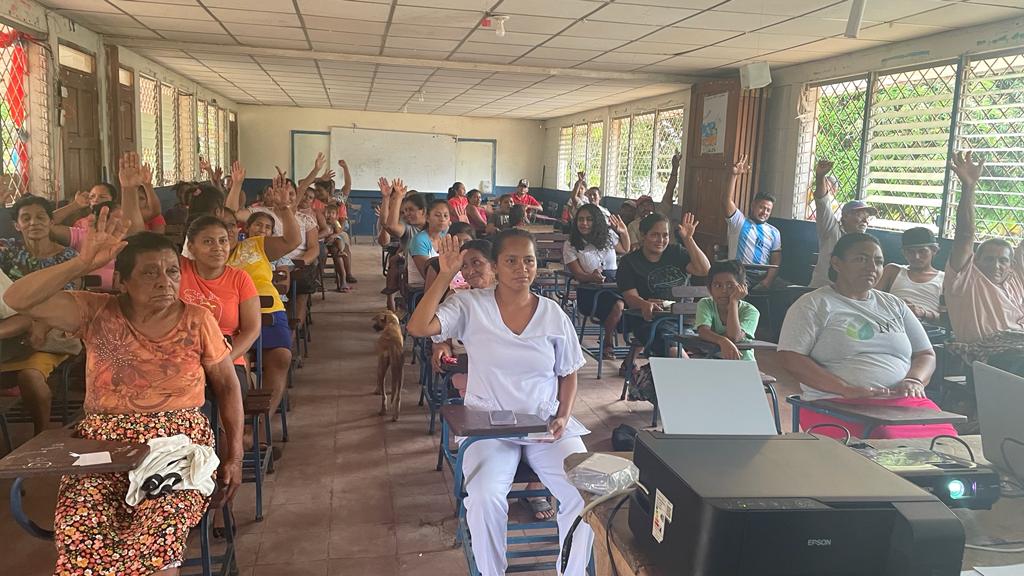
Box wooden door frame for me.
[58,40,101,201]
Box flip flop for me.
[522,497,555,520]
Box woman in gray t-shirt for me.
[778,233,956,440]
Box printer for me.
[629,431,965,575]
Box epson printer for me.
[629,431,965,575]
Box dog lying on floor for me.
[373,310,405,421]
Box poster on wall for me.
[701,92,728,155]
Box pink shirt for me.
[944,243,1024,343]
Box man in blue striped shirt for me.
[723,156,783,289]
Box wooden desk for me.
[787,395,967,437]
[0,428,149,479]
[566,444,1024,574]
[439,405,548,437]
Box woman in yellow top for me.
[222,174,301,418]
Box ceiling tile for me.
[516,56,588,67]
[388,23,469,40]
[644,26,740,44]
[297,0,392,20]
[58,10,137,26]
[109,1,209,19]
[562,20,660,41]
[385,36,460,52]
[855,21,949,41]
[815,0,949,22]
[525,46,605,61]
[582,61,647,71]
[40,0,125,10]
[758,16,862,37]
[717,32,823,50]
[679,10,789,32]
[495,15,574,34]
[307,29,381,46]
[590,3,700,24]
[305,17,387,35]
[159,30,237,44]
[797,37,889,53]
[496,0,599,19]
[684,45,764,60]
[542,35,626,51]
[203,0,296,11]
[640,54,737,73]
[458,41,534,57]
[716,0,839,16]
[136,16,227,33]
[93,26,163,38]
[465,29,552,46]
[223,23,304,39]
[391,6,486,27]
[236,36,311,49]
[899,3,1024,26]
[209,8,301,26]
[618,41,703,55]
[311,42,381,54]
[381,48,452,59]
[451,52,517,64]
[590,51,668,65]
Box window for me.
[607,110,678,200]
[1,25,30,200]
[160,84,178,185]
[864,63,958,231]
[653,107,687,196]
[196,99,208,174]
[952,52,1024,239]
[555,121,604,190]
[138,75,161,182]
[57,44,94,74]
[118,67,133,87]
[178,93,195,181]
[794,49,1024,240]
[208,105,221,170]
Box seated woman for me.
[324,202,354,292]
[465,189,490,235]
[409,199,451,288]
[409,230,592,576]
[563,204,630,360]
[876,227,944,324]
[3,212,243,575]
[617,212,710,364]
[695,260,760,361]
[0,195,82,435]
[778,233,956,439]
[50,182,120,230]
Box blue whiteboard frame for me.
[290,130,330,180]
[456,138,497,194]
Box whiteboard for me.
[329,127,456,193]
[456,140,495,196]
[291,131,330,181]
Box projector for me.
[629,431,965,575]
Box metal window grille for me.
[586,121,603,185]
[951,52,1024,239]
[0,25,30,201]
[29,39,51,200]
[607,116,630,197]
[556,126,572,190]
[139,75,161,182]
[864,64,959,231]
[571,123,588,185]
[796,78,869,220]
[196,99,208,174]
[627,112,655,199]
[653,107,686,198]
[219,107,227,168]
[208,105,220,170]
[160,84,178,185]
[178,93,195,181]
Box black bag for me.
[611,424,638,452]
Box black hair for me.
[402,192,427,212]
[708,260,746,286]
[314,179,334,194]
[186,214,230,242]
[753,193,776,204]
[508,204,528,228]
[187,183,225,218]
[91,201,119,229]
[246,211,276,233]
[829,232,881,281]
[94,182,120,204]
[467,189,481,200]
[115,231,178,280]
[12,195,54,220]
[448,221,475,238]
[428,198,450,213]
[570,203,612,251]
[461,239,492,258]
[498,193,512,203]
[638,212,669,235]
[447,181,464,200]
[977,237,1013,255]
[491,228,535,260]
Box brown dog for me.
[372,310,405,421]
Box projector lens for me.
[948,479,967,500]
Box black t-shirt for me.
[617,244,692,301]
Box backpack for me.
[611,424,638,452]
[628,362,657,404]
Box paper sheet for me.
[72,452,112,467]
[577,453,630,476]
[976,565,1024,576]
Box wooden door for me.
[682,79,767,256]
[60,53,101,198]
[104,45,135,186]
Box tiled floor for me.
[0,243,800,575]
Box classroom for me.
[0,0,1022,575]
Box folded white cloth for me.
[125,435,220,507]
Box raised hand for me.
[814,159,834,180]
[321,169,336,182]
[212,166,224,185]
[671,150,682,170]
[73,190,90,208]
[730,154,750,176]
[452,203,468,223]
[199,156,213,175]
[391,178,407,198]
[576,171,585,181]
[313,152,327,173]
[677,213,699,240]
[337,159,348,170]
[141,163,154,187]
[436,234,464,275]
[118,151,146,190]
[608,214,627,236]
[950,150,984,190]
[230,160,246,185]
[378,177,392,198]
[78,206,129,272]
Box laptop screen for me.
[972,362,1024,478]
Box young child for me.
[325,202,355,292]
[694,260,760,361]
[485,194,513,235]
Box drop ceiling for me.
[34,0,1024,118]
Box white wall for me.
[540,88,691,199]
[237,105,545,188]
[762,14,1024,220]
[1,0,235,198]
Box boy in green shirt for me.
[694,260,760,361]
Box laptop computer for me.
[972,362,1024,478]
[648,358,778,436]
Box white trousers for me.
[462,436,593,576]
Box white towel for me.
[125,435,220,507]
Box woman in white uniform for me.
[408,229,593,576]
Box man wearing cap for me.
[877,227,945,323]
[626,152,682,248]
[809,160,878,288]
[510,179,542,214]
[722,154,782,289]
[943,151,1024,378]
